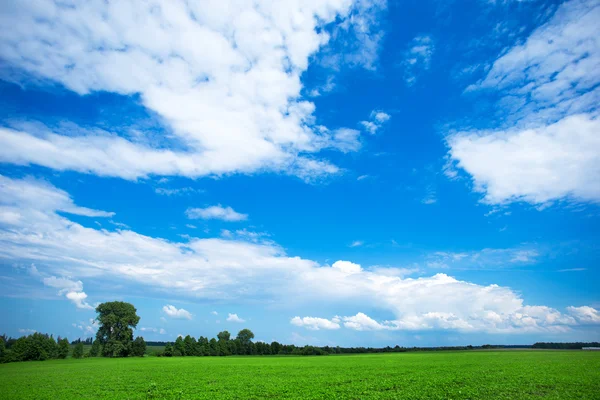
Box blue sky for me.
[0,0,599,347]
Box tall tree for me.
[174,336,185,356]
[72,342,84,359]
[57,338,69,359]
[217,331,231,342]
[236,329,254,355]
[0,337,5,360]
[95,301,140,357]
[89,339,101,357]
[183,335,197,356]
[131,337,146,357]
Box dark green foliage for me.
[132,337,146,357]
[533,342,600,349]
[57,338,69,359]
[217,331,231,341]
[163,343,173,357]
[174,336,185,356]
[89,339,101,357]
[72,342,84,359]
[95,301,140,357]
[183,335,197,356]
[209,338,218,356]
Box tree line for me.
[532,342,600,349]
[3,301,599,364]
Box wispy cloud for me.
[401,35,434,85]
[186,205,247,222]
[447,0,600,206]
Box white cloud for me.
[0,175,114,219]
[72,319,98,335]
[0,0,387,182]
[211,311,218,316]
[320,0,388,71]
[18,328,36,334]
[226,313,245,323]
[447,114,600,205]
[349,240,364,247]
[448,0,600,206]
[140,327,167,334]
[331,260,362,274]
[186,205,247,222]
[343,312,389,331]
[43,276,83,294]
[567,306,600,324]
[360,110,391,134]
[163,305,192,320]
[65,291,94,310]
[402,35,434,85]
[42,275,93,310]
[155,187,198,196]
[1,175,598,334]
[290,316,341,330]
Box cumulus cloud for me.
[163,305,192,320]
[0,0,387,181]
[447,114,600,205]
[290,316,341,330]
[186,205,247,222]
[18,328,36,334]
[1,175,598,334]
[43,275,93,310]
[567,306,600,324]
[360,110,391,134]
[331,260,362,274]
[226,313,245,323]
[448,0,600,206]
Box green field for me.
[1,351,599,399]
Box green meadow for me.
[1,350,599,399]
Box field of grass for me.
[1,350,599,399]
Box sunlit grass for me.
[1,350,599,399]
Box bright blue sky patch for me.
[0,0,599,346]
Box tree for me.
[197,336,209,356]
[57,338,69,359]
[236,329,254,355]
[183,335,197,356]
[217,331,231,342]
[95,301,140,357]
[163,343,173,357]
[209,338,218,356]
[174,336,185,356]
[271,341,281,355]
[131,337,146,357]
[0,337,5,360]
[89,339,101,357]
[73,342,84,359]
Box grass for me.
[1,351,599,399]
